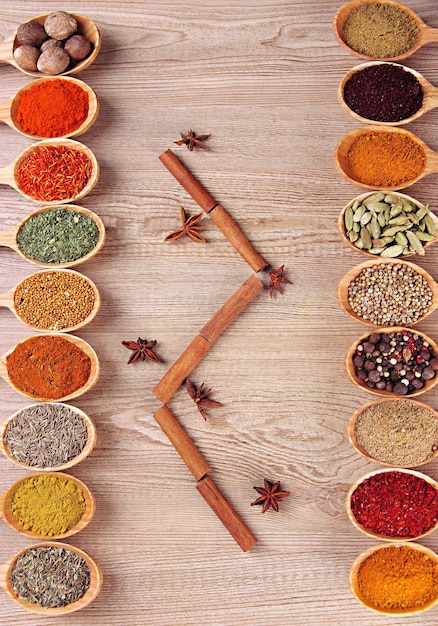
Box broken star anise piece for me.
[175,129,211,151]
[164,207,206,243]
[122,337,161,364]
[186,379,222,420]
[251,479,291,513]
[269,265,292,297]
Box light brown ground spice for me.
[14,270,96,330]
[343,3,419,59]
[354,399,438,466]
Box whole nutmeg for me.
[16,21,47,47]
[37,47,70,75]
[44,11,77,40]
[40,38,63,53]
[13,45,40,72]
[64,34,91,60]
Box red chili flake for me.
[16,144,93,202]
[350,471,438,538]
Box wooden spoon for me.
[339,62,438,126]
[345,326,438,398]
[333,0,438,62]
[0,402,97,471]
[348,397,438,468]
[0,471,95,539]
[346,467,438,541]
[338,191,438,259]
[0,76,99,139]
[0,13,101,77]
[0,204,106,268]
[334,126,438,191]
[0,138,99,205]
[0,541,102,615]
[0,268,101,332]
[337,257,438,327]
[349,542,438,615]
[0,333,100,402]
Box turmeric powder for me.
[8,474,86,536]
[347,130,425,188]
[356,544,438,612]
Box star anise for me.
[164,207,206,243]
[268,265,292,297]
[186,379,222,420]
[122,337,161,364]
[251,479,290,513]
[175,129,211,151]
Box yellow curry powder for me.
[9,474,86,536]
[347,131,426,188]
[357,545,438,611]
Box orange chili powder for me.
[6,335,91,400]
[347,130,426,188]
[14,78,89,138]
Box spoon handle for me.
[425,148,438,177]
[0,36,15,65]
[0,97,14,129]
[423,85,438,114]
[0,290,15,312]
[420,25,438,46]
[0,162,17,189]
[0,227,18,250]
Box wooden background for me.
[1,1,438,624]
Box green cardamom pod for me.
[380,245,404,257]
[344,206,354,232]
[406,230,425,255]
[360,226,372,249]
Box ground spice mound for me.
[6,335,91,400]
[14,78,89,138]
[343,3,420,59]
[347,131,425,188]
[357,545,438,611]
[343,63,423,122]
[354,400,438,466]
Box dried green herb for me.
[16,207,100,264]
[10,545,90,608]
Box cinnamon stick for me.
[197,475,258,552]
[159,149,269,272]
[153,335,210,405]
[199,274,264,343]
[153,274,263,404]
[159,149,217,212]
[153,405,211,480]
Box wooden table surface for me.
[2,1,438,624]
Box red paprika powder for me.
[6,335,91,400]
[14,78,89,138]
[349,470,438,538]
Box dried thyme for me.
[10,545,90,608]
[3,403,88,468]
[16,207,100,264]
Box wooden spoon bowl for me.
[348,397,438,468]
[338,191,438,258]
[349,542,438,615]
[0,333,100,402]
[345,326,438,398]
[346,467,438,541]
[0,138,99,205]
[0,402,97,471]
[0,13,101,77]
[334,126,438,191]
[0,541,102,615]
[0,204,106,268]
[337,257,438,327]
[0,268,101,332]
[0,76,99,139]
[333,0,438,62]
[0,471,95,539]
[338,62,438,126]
